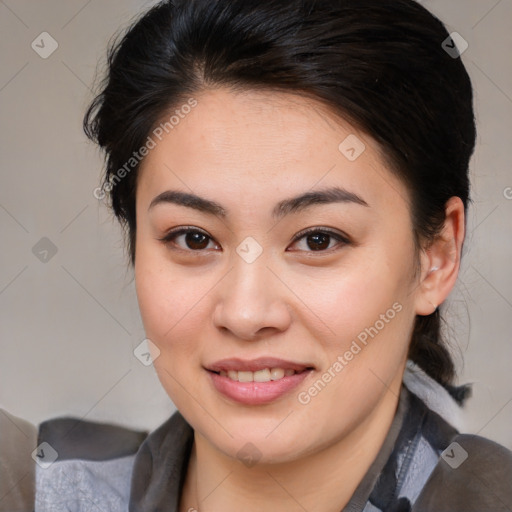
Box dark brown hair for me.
[84,0,476,396]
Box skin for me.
[134,87,465,512]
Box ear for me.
[414,196,465,316]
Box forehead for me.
[136,87,410,217]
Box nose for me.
[212,255,292,341]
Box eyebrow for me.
[148,186,369,220]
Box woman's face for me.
[134,87,425,463]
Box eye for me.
[288,227,349,253]
[158,227,219,252]
[158,226,350,254]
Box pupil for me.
[187,232,208,250]
[308,233,329,251]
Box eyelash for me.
[157,226,350,255]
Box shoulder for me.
[129,409,194,510]
[35,415,148,511]
[401,364,512,511]
[0,408,38,512]
[412,433,512,511]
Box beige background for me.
[1,0,511,449]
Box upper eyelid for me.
[159,226,211,241]
[292,227,349,242]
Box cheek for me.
[136,270,194,340]
[297,271,410,417]
[135,247,188,342]
[293,260,403,343]
[134,252,208,406]
[292,253,414,397]
[134,247,215,365]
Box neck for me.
[180,372,403,512]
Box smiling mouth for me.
[206,366,315,405]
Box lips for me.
[206,357,314,373]
[205,357,315,405]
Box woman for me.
[34,0,512,510]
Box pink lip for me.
[207,368,313,405]
[206,357,313,373]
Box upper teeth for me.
[219,368,297,382]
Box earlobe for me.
[415,263,441,316]
[414,196,465,316]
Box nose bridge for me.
[213,243,290,339]
[229,233,273,299]
[230,251,270,303]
